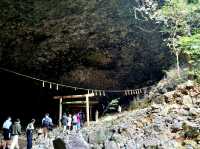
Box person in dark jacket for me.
[42,113,53,138]
[61,113,68,133]
[10,118,21,149]
[26,119,35,149]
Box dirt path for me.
[19,137,26,149]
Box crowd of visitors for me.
[0,111,85,149]
[61,111,84,133]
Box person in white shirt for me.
[72,114,78,131]
[118,105,122,113]
[26,119,35,149]
[67,114,72,131]
[2,117,12,149]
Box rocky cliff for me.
[0,0,173,89]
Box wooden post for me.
[59,97,63,127]
[90,106,92,120]
[86,95,90,126]
[95,110,99,122]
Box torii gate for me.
[53,93,96,127]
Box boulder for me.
[65,133,90,149]
[53,138,66,149]
[126,140,140,149]
[196,135,200,144]
[171,119,182,133]
[176,84,186,90]
[111,133,126,145]
[104,141,120,149]
[164,91,175,102]
[164,91,175,99]
[182,95,193,106]
[183,140,197,149]
[88,128,108,144]
[185,80,195,89]
[176,97,183,105]
[150,104,161,113]
[189,108,200,116]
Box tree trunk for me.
[187,54,193,80]
[176,51,181,78]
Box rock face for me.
[33,81,200,149]
[0,0,172,89]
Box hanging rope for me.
[0,67,153,95]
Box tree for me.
[179,30,200,81]
[146,0,200,79]
[130,0,190,77]
[159,1,192,77]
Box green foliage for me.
[187,0,199,4]
[181,122,200,139]
[156,0,200,81]
[160,0,194,52]
[104,98,119,113]
[178,30,200,81]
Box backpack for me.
[42,118,50,127]
[61,116,68,125]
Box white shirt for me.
[3,119,12,129]
[73,115,77,123]
[67,117,72,126]
[26,123,34,130]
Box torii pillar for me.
[86,94,90,126]
[59,97,63,127]
[85,93,95,126]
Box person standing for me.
[10,118,21,149]
[79,111,84,127]
[72,114,78,131]
[61,113,68,133]
[2,117,12,149]
[67,114,72,131]
[118,105,122,113]
[26,119,35,149]
[42,113,53,139]
[76,113,81,130]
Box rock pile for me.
[31,129,89,149]
[33,81,200,149]
[81,81,200,149]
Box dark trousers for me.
[26,130,32,149]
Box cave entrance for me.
[53,93,99,127]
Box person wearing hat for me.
[10,118,21,149]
